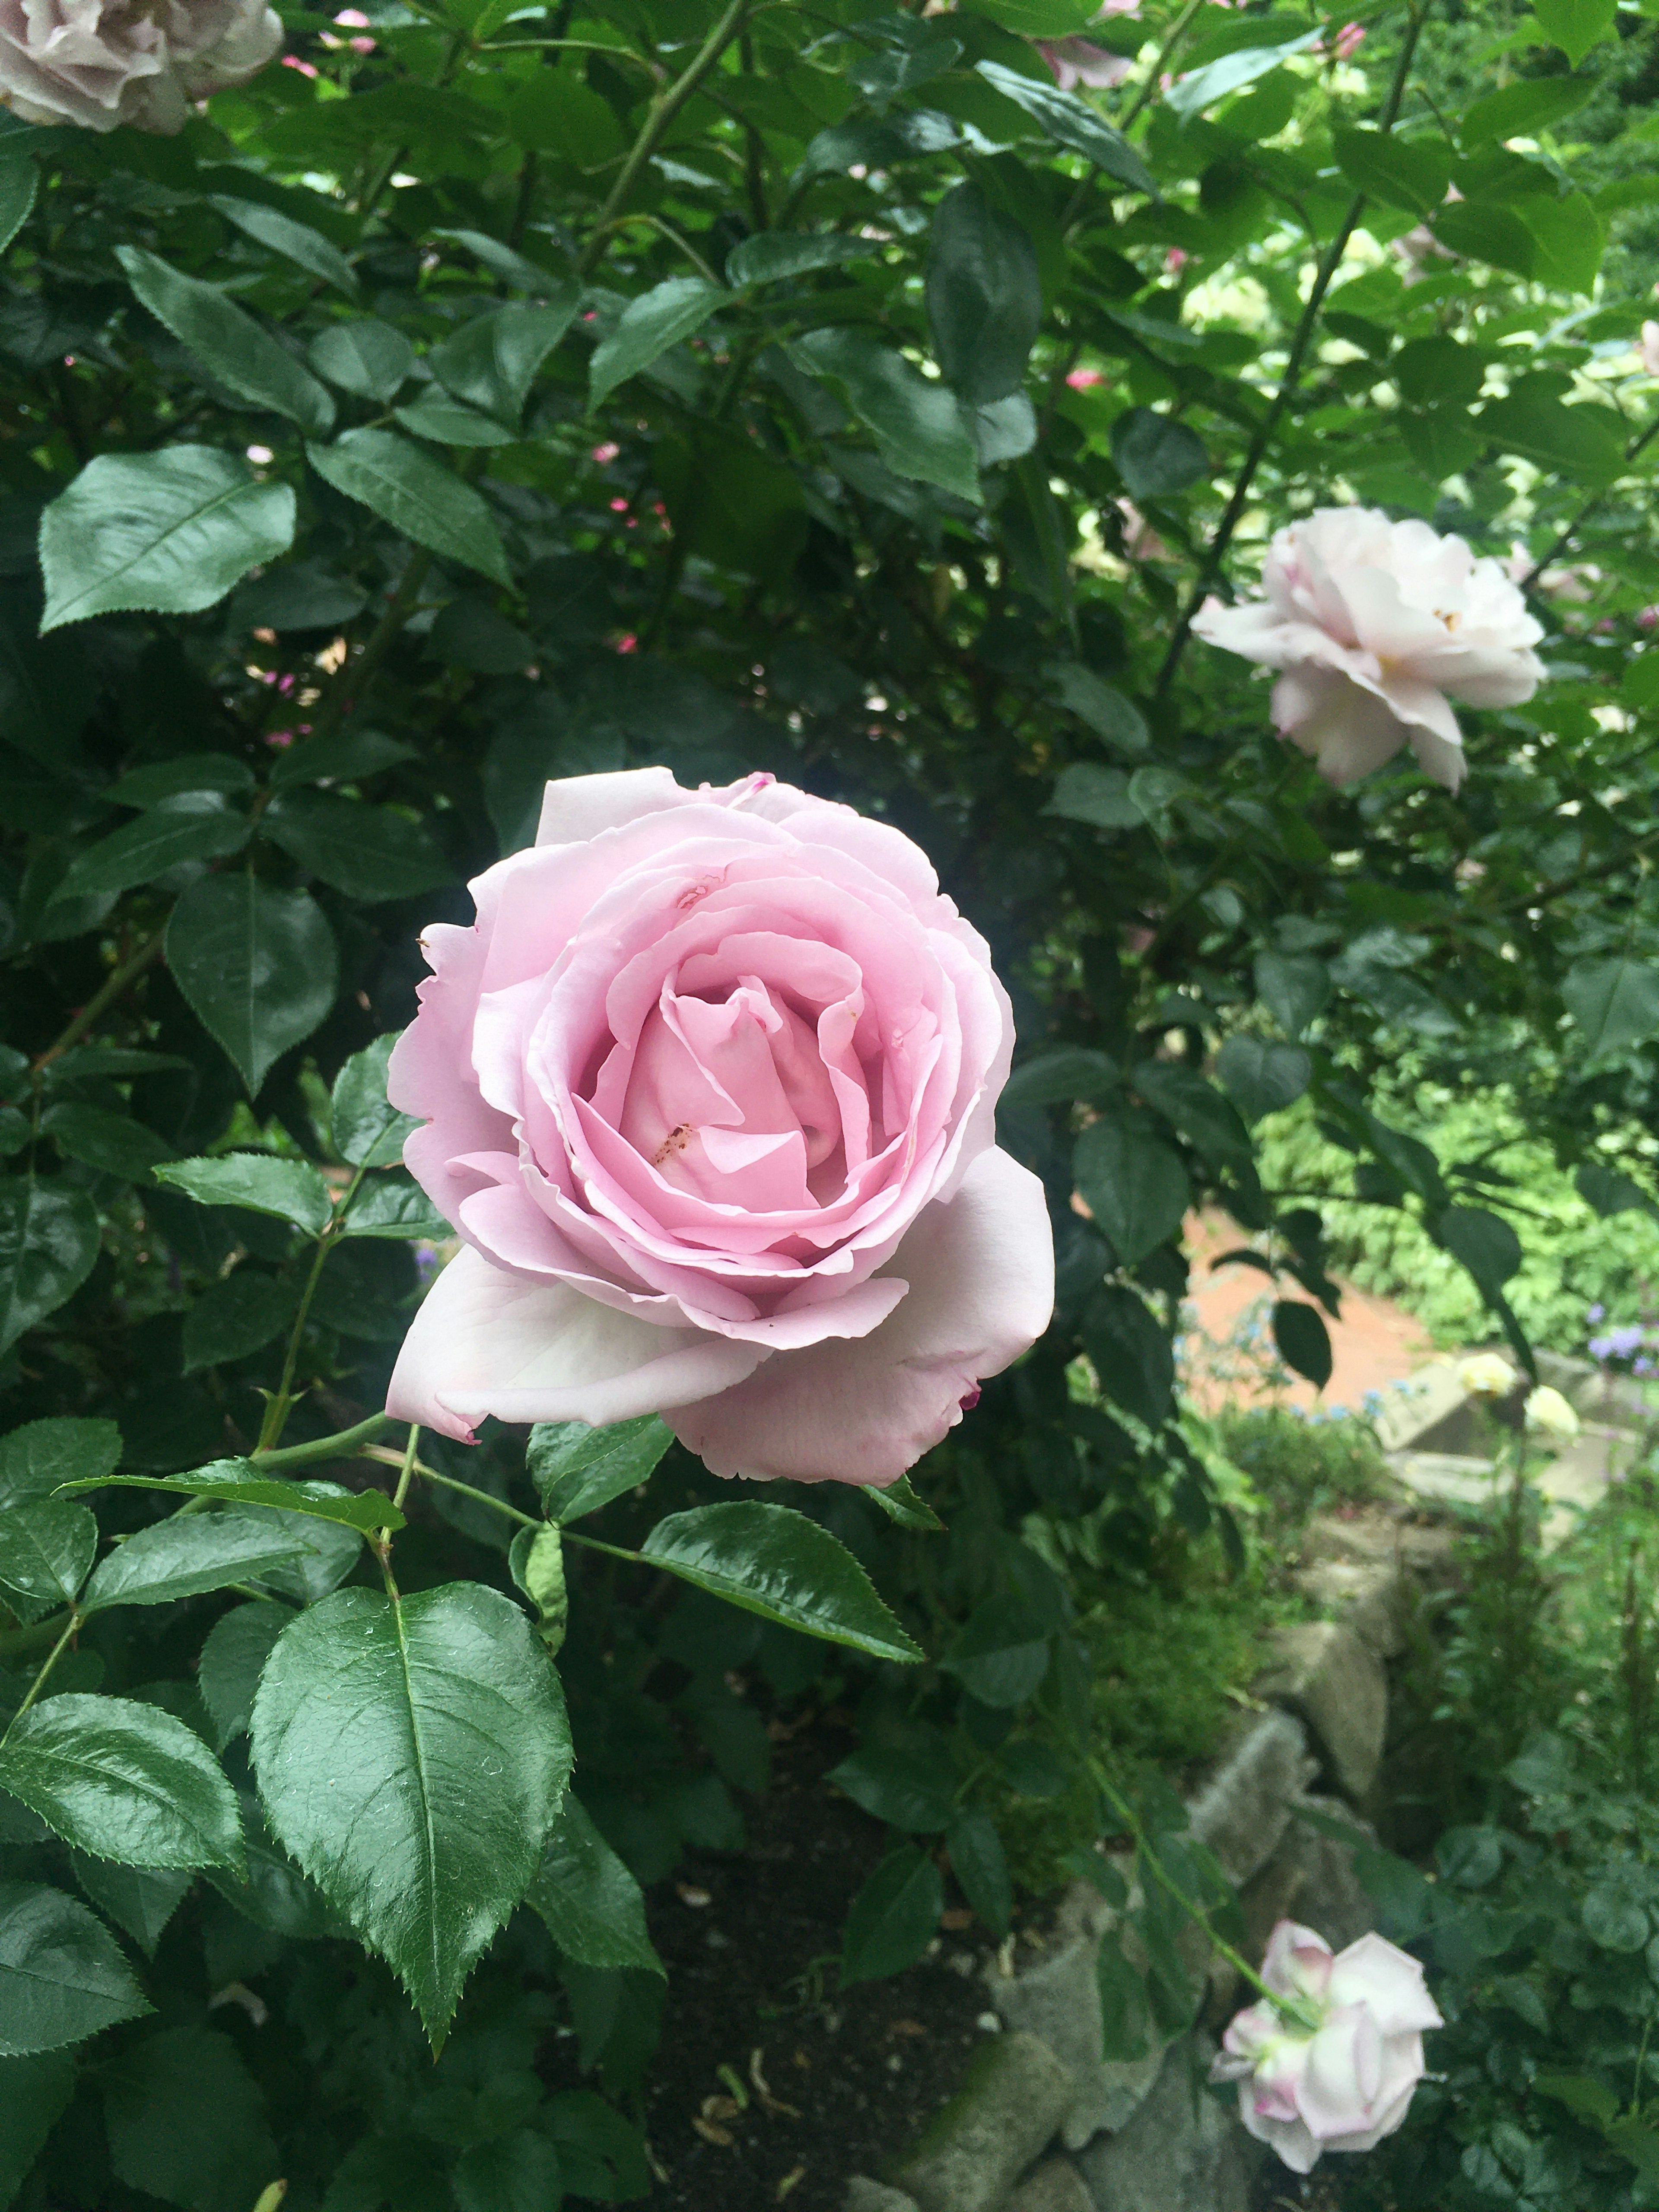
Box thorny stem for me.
[1154,3,1427,699]
[360,1443,541,1529]
[254,1165,369,1454]
[0,1611,82,1748]
[254,1412,393,1469]
[31,933,165,1076]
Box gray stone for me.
[989,1917,1163,2151]
[1239,1793,1377,1961]
[1301,1509,1456,1581]
[1075,2036,1258,2212]
[1257,1621,1386,1801]
[1565,1368,1651,1432]
[844,2183,920,2212]
[1185,1709,1317,1887]
[1290,1557,1405,1658]
[1389,1450,1494,1505]
[895,2030,1076,2212]
[1538,1426,1630,1550]
[1010,2155,1096,2212]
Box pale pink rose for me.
[1392,182,1462,283]
[1118,498,1167,563]
[1211,1922,1442,2174]
[1193,507,1545,790]
[1641,320,1659,376]
[1036,35,1131,89]
[0,0,280,131]
[385,767,1054,1484]
[1067,366,1106,390]
[1334,19,1365,57]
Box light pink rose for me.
[385,766,1054,1485]
[0,0,280,132]
[1211,1921,1443,2174]
[1193,507,1545,790]
[1036,35,1132,89]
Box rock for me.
[1075,2035,1258,2212]
[1185,1709,1316,1887]
[1239,1793,1377,1960]
[1290,1557,1405,1658]
[1373,1359,1475,1454]
[989,1916,1163,2150]
[1257,1621,1386,1801]
[1389,1450,1492,1506]
[894,2030,1076,2212]
[845,2183,920,2212]
[1302,1509,1456,1581]
[1010,2155,1096,2212]
[1565,1369,1650,1432]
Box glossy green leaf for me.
[393,396,518,447]
[181,1271,298,1371]
[0,2050,76,2192]
[1462,74,1595,148]
[1050,665,1150,755]
[0,1694,242,1872]
[1073,1119,1189,1266]
[976,60,1157,194]
[39,448,296,631]
[431,296,579,426]
[1564,956,1659,1059]
[165,875,338,1094]
[527,1792,663,1974]
[1001,1047,1122,1111]
[1082,1284,1174,1429]
[0,1179,100,1357]
[0,1500,96,1620]
[925,181,1041,407]
[790,326,980,504]
[153,1153,332,1235]
[250,1582,574,2039]
[116,247,334,435]
[210,194,359,298]
[331,1034,416,1169]
[639,1502,922,1662]
[307,430,511,587]
[0,1881,149,2055]
[1111,408,1209,500]
[43,1105,174,1185]
[452,2133,564,2212]
[68,1854,191,1958]
[1271,1300,1332,1389]
[268,727,414,790]
[1214,1036,1311,1123]
[1254,950,1332,1039]
[1331,128,1452,216]
[969,0,1095,28]
[1480,389,1625,484]
[866,1473,944,1531]
[335,1173,448,1239]
[431,227,566,294]
[197,1602,292,1751]
[840,1845,943,1985]
[528,1414,675,1522]
[58,798,250,899]
[308,318,415,401]
[1163,32,1319,119]
[262,789,452,903]
[1532,0,1615,64]
[726,232,871,286]
[0,160,35,257]
[0,1418,120,1510]
[589,276,726,409]
[1046,762,1139,831]
[943,1594,1052,1707]
[81,1513,316,1614]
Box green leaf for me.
[182,1271,298,1372]
[0,2050,76,2192]
[0,159,35,257]
[431,228,567,295]
[165,875,339,1094]
[1461,73,1595,148]
[1535,2070,1621,2127]
[58,798,251,899]
[0,1418,120,1510]
[589,276,726,409]
[0,1500,96,1619]
[1331,128,1452,216]
[1073,1119,1190,1267]
[81,1513,317,1614]
[726,232,871,286]
[527,1792,663,1974]
[829,1743,956,1832]
[0,1695,242,1873]
[1480,389,1625,484]
[1255,951,1331,1039]
[1515,191,1604,295]
[841,1845,943,1985]
[262,789,452,903]
[393,396,518,448]
[528,1415,675,1522]
[0,1180,100,1356]
[943,1594,1051,1707]
[1214,1036,1311,1123]
[1584,1881,1649,1951]
[925,181,1041,407]
[1082,1284,1173,1429]
[331,1034,416,1170]
[1564,956,1659,1058]
[250,1582,574,2040]
[1050,665,1150,755]
[508,1523,567,1653]
[116,247,334,436]
[639,1502,923,1662]
[1576,1162,1653,1218]
[1532,0,1615,63]
[197,1601,291,1751]
[1001,1047,1122,1111]
[307,430,511,588]
[866,1473,944,1531]
[0,1881,149,2056]
[210,194,359,298]
[38,448,297,631]
[44,1104,174,1185]
[336,1173,448,1239]
[68,1855,191,1958]
[103,2026,275,2212]
[1096,1929,1150,2061]
[1163,32,1319,120]
[1272,1300,1332,1389]
[452,2133,564,2212]
[268,727,414,790]
[1432,1205,1522,1298]
[153,1153,333,1235]
[308,318,415,402]
[431,296,579,426]
[968,0,1096,29]
[946,1808,1011,1936]
[1133,1062,1251,1173]
[1111,409,1208,500]
[790,327,980,504]
[975,60,1157,195]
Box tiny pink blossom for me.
[1334,20,1365,58]
[1640,607,1659,632]
[1165,247,1189,273]
[333,7,369,21]
[282,52,317,75]
[1036,36,1131,90]
[1212,1923,1442,2174]
[591,441,621,464]
[1066,366,1106,390]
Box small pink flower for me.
[1067,366,1106,390]
[266,729,295,748]
[609,497,629,513]
[1212,1923,1443,2174]
[1639,607,1659,632]
[348,35,375,51]
[1165,247,1189,274]
[614,632,638,653]
[591,441,621,464]
[282,53,318,75]
[1036,36,1132,91]
[1334,20,1365,58]
[333,6,369,21]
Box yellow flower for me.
[1458,1354,1518,1398]
[1524,1386,1580,1442]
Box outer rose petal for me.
[1237,2094,1322,2174]
[1327,1934,1444,2035]
[666,1147,1054,1485]
[534,765,772,848]
[386,1246,768,1441]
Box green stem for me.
[255,1165,369,1454]
[1119,0,1206,131]
[391,1424,420,1516]
[368,1450,541,1529]
[1154,1,1427,700]
[254,1411,393,1469]
[31,933,165,1077]
[576,0,750,278]
[1,1611,81,1747]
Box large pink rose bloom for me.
[0,0,280,132]
[1211,1921,1443,2174]
[1193,507,1545,791]
[385,766,1054,1485]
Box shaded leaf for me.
[0,1880,149,2056]
[0,1695,242,1872]
[639,1503,922,1662]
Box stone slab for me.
[1185,1709,1317,1888]
[845,2183,920,2212]
[1301,1509,1456,1579]
[988,1914,1163,2151]
[1075,2036,1258,2212]
[1010,2156,1096,2212]
[1257,1621,1387,1801]
[894,2030,1076,2212]
[1389,1450,1495,1505]
[1239,1793,1377,1962]
[1290,1557,1405,1657]
[1372,1359,1470,1453]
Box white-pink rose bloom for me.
[0,0,280,133]
[385,766,1055,1485]
[1211,1921,1443,2174]
[1192,508,1545,790]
